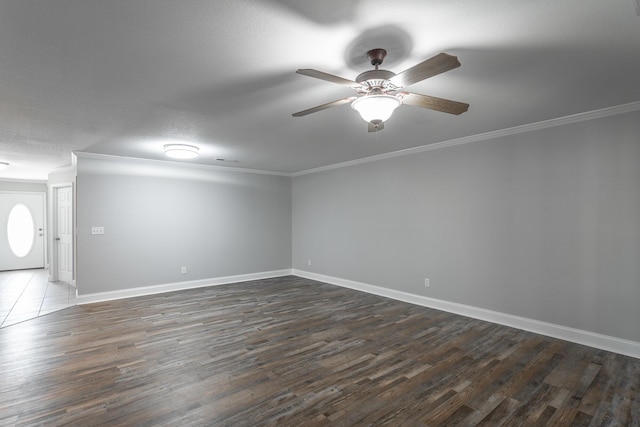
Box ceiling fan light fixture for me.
[0,161,9,171]
[351,94,401,124]
[163,144,199,159]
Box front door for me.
[0,193,45,271]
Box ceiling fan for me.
[292,48,469,132]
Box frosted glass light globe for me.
[351,94,401,123]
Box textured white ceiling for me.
[1,0,639,180]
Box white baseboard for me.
[292,269,640,359]
[76,269,293,305]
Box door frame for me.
[49,183,75,285]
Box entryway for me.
[0,269,76,327]
[1,190,76,327]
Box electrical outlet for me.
[424,278,430,287]
[181,267,187,274]
[308,259,312,266]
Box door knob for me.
[55,237,61,241]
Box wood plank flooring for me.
[0,276,638,426]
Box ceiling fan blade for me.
[368,120,384,132]
[296,69,361,89]
[400,92,469,115]
[292,96,357,117]
[389,53,461,88]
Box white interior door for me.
[0,193,45,271]
[55,186,73,283]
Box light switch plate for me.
[91,226,105,235]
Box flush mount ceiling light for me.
[293,48,469,132]
[0,161,9,171]
[163,144,199,159]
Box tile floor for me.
[0,268,76,328]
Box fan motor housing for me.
[356,69,397,93]
[356,69,396,83]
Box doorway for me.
[1,191,76,327]
[52,185,73,283]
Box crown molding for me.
[0,177,48,184]
[74,152,290,177]
[73,101,640,179]
[292,101,640,177]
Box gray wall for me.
[76,157,291,295]
[0,180,47,192]
[292,110,640,343]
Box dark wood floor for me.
[0,276,638,426]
